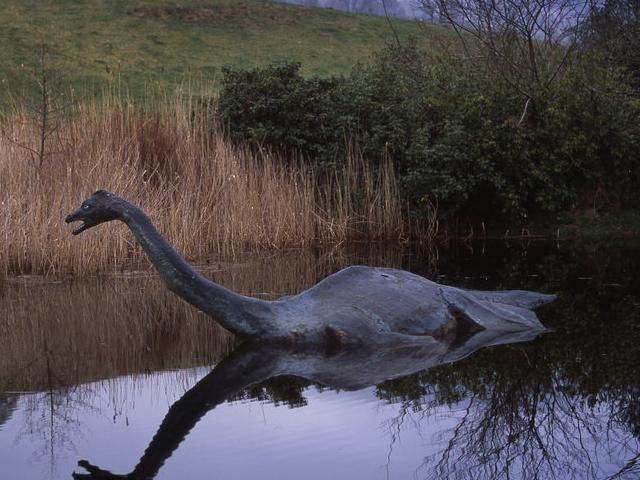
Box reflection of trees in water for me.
[435,362,635,479]
[232,376,327,408]
[15,386,98,478]
[375,341,640,479]
[0,393,18,429]
[373,240,640,479]
[11,368,215,478]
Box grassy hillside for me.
[0,0,441,100]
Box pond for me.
[0,240,639,479]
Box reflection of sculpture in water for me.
[72,326,542,479]
[66,191,555,345]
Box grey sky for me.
[273,0,429,19]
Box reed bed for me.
[0,92,412,276]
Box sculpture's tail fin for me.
[440,288,548,332]
[464,289,557,309]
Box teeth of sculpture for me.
[72,222,87,235]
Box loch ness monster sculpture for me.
[66,190,555,345]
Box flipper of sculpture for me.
[66,191,556,345]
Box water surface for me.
[1,241,639,479]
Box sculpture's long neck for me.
[121,206,276,339]
[129,345,284,479]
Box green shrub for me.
[217,62,343,164]
[216,43,640,222]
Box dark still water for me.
[1,241,639,480]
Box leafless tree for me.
[417,0,590,125]
[2,43,72,170]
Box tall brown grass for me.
[0,92,423,276]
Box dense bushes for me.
[218,63,343,164]
[217,43,639,222]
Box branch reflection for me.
[72,326,542,479]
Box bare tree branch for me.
[417,0,590,125]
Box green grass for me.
[0,0,442,100]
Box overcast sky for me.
[274,0,429,20]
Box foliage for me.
[416,0,588,123]
[218,63,343,164]
[217,42,640,222]
[401,53,640,219]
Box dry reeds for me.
[0,91,419,276]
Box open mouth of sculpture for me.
[65,213,97,235]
